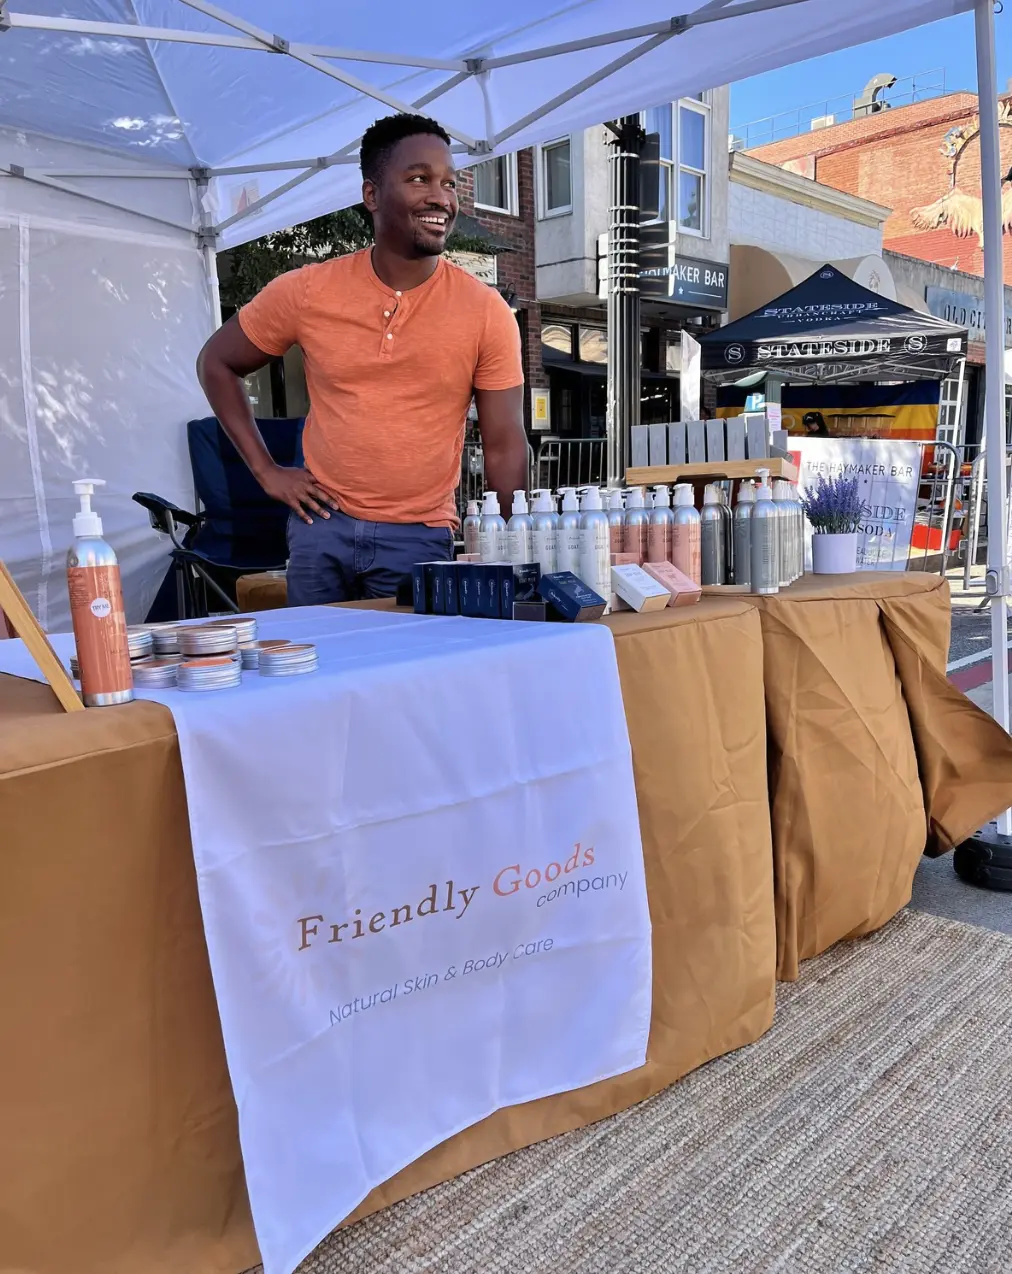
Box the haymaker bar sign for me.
[597,230,729,310]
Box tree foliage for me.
[219,207,497,311]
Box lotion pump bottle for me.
[506,490,534,566]
[67,478,133,706]
[578,486,611,604]
[623,487,649,563]
[647,485,674,563]
[557,487,582,575]
[700,484,725,585]
[750,468,780,595]
[463,499,481,556]
[531,489,559,575]
[479,490,507,563]
[671,484,702,585]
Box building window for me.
[644,105,673,224]
[542,322,575,360]
[641,95,710,236]
[474,153,518,215]
[539,138,572,217]
[677,97,709,234]
[578,326,607,364]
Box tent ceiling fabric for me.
[2,0,971,247]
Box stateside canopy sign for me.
[701,265,967,385]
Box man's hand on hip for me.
[259,464,339,524]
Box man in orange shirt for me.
[196,114,527,604]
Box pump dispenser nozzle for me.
[560,487,580,512]
[512,490,529,515]
[482,490,501,515]
[72,478,106,538]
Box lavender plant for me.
[800,474,863,535]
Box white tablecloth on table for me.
[1,606,652,1274]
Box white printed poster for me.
[125,606,653,1274]
[791,437,921,570]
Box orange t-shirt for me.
[238,250,523,527]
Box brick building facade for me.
[747,92,1012,283]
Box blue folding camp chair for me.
[135,416,305,620]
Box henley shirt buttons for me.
[383,310,390,318]
[386,333,393,340]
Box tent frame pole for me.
[973,0,1012,833]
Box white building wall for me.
[728,182,882,260]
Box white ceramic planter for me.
[812,531,858,574]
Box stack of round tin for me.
[258,643,319,678]
[179,624,239,658]
[132,658,183,689]
[177,656,242,692]
[127,626,155,661]
[206,616,258,646]
[240,637,291,670]
[150,625,181,656]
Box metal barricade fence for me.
[532,438,608,495]
[907,440,959,576]
[456,441,536,525]
[959,443,1012,593]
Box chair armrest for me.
[132,491,203,551]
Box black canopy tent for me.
[699,265,967,386]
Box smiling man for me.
[196,113,528,604]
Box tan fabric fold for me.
[880,594,1012,853]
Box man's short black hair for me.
[360,114,452,184]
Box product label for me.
[609,523,624,555]
[579,522,611,599]
[533,527,557,575]
[479,526,506,563]
[623,522,647,564]
[507,526,532,566]
[672,524,701,586]
[646,523,667,564]
[68,566,133,699]
[557,526,581,575]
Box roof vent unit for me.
[853,73,896,118]
[810,114,835,130]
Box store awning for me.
[700,264,967,385]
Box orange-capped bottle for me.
[66,479,133,706]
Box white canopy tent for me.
[3,0,1009,793]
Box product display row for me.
[462,476,809,603]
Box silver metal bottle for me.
[750,469,780,595]
[733,480,754,590]
[700,484,725,585]
[557,487,582,575]
[478,490,507,563]
[462,499,481,557]
[506,490,534,566]
[718,486,734,582]
[671,484,702,585]
[530,489,559,576]
[578,487,611,602]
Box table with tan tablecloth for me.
[0,597,776,1274]
[238,572,1012,981]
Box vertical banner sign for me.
[680,330,701,423]
[792,437,921,570]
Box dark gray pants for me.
[286,510,453,605]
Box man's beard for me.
[409,225,449,257]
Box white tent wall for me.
[1,130,214,631]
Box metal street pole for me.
[957,0,1012,873]
[606,116,644,487]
